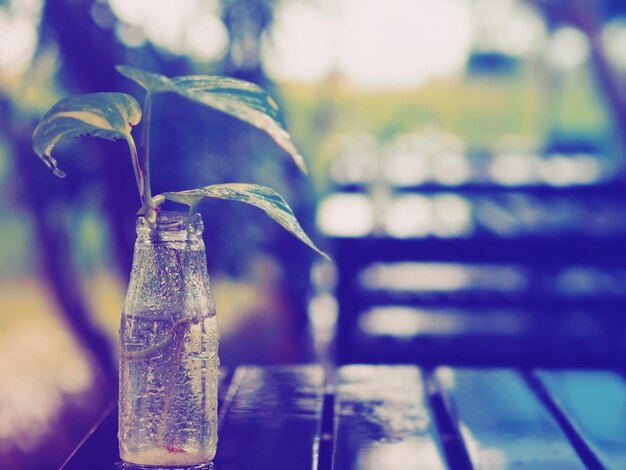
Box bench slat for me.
[214,365,325,470]
[435,368,584,469]
[334,365,446,470]
[537,370,626,469]
[61,402,118,470]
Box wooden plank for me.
[331,236,626,266]
[334,365,446,470]
[435,368,584,469]
[61,402,118,470]
[537,370,626,469]
[214,365,325,470]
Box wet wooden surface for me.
[434,368,584,469]
[63,366,626,469]
[536,370,626,469]
[214,366,325,469]
[333,366,446,470]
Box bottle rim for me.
[136,211,203,236]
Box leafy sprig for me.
[32,65,327,260]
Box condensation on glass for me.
[119,212,219,467]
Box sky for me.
[262,0,474,89]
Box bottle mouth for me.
[136,211,203,236]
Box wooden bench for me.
[63,365,626,469]
[321,179,626,367]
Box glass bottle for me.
[119,211,219,467]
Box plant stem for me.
[126,137,145,206]
[126,91,158,221]
[121,318,188,360]
[140,92,155,208]
[156,250,191,450]
[156,318,191,449]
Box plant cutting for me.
[32,65,328,467]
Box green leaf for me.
[115,65,174,93]
[32,93,141,177]
[116,65,307,173]
[160,183,329,261]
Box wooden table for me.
[63,365,626,469]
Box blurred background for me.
[1,0,626,467]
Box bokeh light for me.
[264,0,472,88]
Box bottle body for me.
[119,212,218,466]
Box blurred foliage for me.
[280,67,610,191]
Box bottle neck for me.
[124,211,214,318]
[136,211,204,245]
